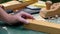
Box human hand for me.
[0,5,34,25]
[5,11,34,25]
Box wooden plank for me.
[1,1,21,10]
[24,19,60,34]
[1,0,37,11]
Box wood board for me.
[1,0,37,11]
[24,19,60,34]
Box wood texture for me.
[40,3,60,18]
[1,0,37,11]
[1,1,21,10]
[24,19,60,34]
[45,1,52,10]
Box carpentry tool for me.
[40,1,53,18]
[40,1,60,18]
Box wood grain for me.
[1,0,37,11]
[45,1,52,10]
[24,19,60,34]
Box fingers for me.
[19,11,35,19]
[18,17,29,24]
[15,11,34,24]
[22,12,34,19]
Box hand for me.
[4,11,34,25]
[0,5,34,25]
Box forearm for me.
[0,7,10,22]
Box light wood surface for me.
[1,0,37,11]
[45,1,52,10]
[40,3,60,18]
[24,19,60,34]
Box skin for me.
[0,5,34,25]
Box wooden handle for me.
[46,1,52,10]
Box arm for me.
[0,6,34,25]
